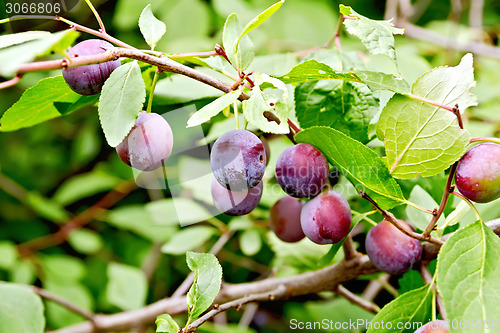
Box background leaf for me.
[339,5,404,61]
[98,61,146,147]
[296,127,405,210]
[187,89,241,127]
[0,29,79,77]
[0,283,45,333]
[139,4,167,49]
[437,221,500,333]
[222,14,254,71]
[277,59,362,84]
[106,263,148,311]
[0,76,98,132]
[406,185,443,231]
[186,252,223,320]
[295,80,378,143]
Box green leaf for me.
[412,53,477,112]
[339,5,404,61]
[146,198,213,226]
[186,252,223,320]
[0,31,50,48]
[239,229,262,256]
[234,0,284,53]
[98,61,146,147]
[53,171,122,206]
[443,200,469,229]
[367,285,432,333]
[242,73,292,134]
[406,185,443,231]
[296,127,405,210]
[44,281,93,329]
[104,205,175,242]
[377,94,470,179]
[277,60,362,85]
[26,191,69,223]
[0,76,98,132]
[155,314,180,333]
[106,263,147,311]
[267,231,330,271]
[0,29,79,77]
[355,70,410,93]
[0,241,18,270]
[377,54,475,179]
[161,226,216,255]
[437,220,500,332]
[139,4,166,50]
[42,254,86,283]
[222,13,255,71]
[187,89,242,127]
[0,283,45,333]
[295,80,379,143]
[67,229,104,255]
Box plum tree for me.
[365,219,422,275]
[62,39,121,95]
[455,143,500,203]
[414,320,449,333]
[116,111,173,171]
[269,196,305,243]
[300,190,351,244]
[211,178,263,216]
[211,129,266,191]
[275,143,328,198]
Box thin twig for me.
[31,286,95,322]
[398,21,500,58]
[83,0,106,33]
[418,263,446,319]
[17,181,136,256]
[335,285,379,314]
[423,164,457,237]
[360,191,443,246]
[0,74,23,89]
[49,219,500,333]
[342,235,360,261]
[184,285,286,332]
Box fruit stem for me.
[84,0,106,33]
[405,93,455,112]
[146,69,161,113]
[470,137,500,145]
[405,200,435,215]
[0,74,23,89]
[423,163,458,237]
[167,51,219,60]
[450,191,482,222]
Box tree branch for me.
[335,285,379,314]
[398,21,500,59]
[185,285,286,332]
[48,219,500,333]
